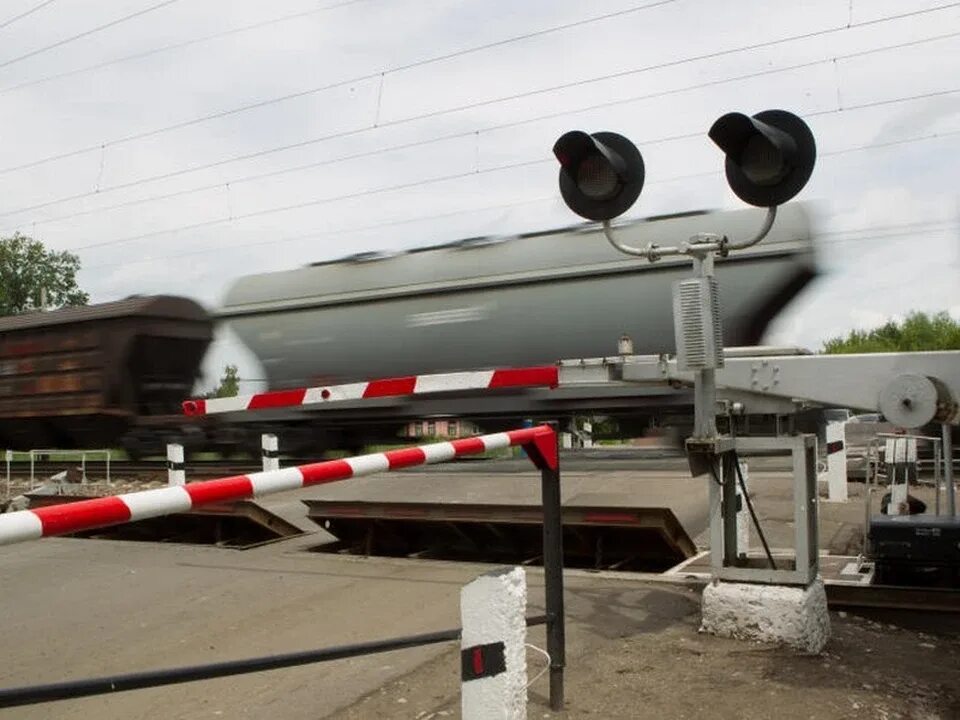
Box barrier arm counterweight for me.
[0,426,558,547]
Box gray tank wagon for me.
[220,204,817,391]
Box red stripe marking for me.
[488,366,559,389]
[362,376,417,398]
[450,436,487,456]
[248,388,307,410]
[299,459,354,487]
[507,426,559,471]
[386,447,428,470]
[583,512,639,524]
[33,496,131,536]
[183,475,255,506]
[181,398,206,416]
[472,647,484,676]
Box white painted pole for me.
[261,434,279,472]
[735,460,750,557]
[824,422,848,502]
[888,438,906,515]
[944,423,956,517]
[460,566,528,720]
[166,444,185,486]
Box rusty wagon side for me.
[0,296,212,450]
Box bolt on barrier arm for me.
[0,426,558,547]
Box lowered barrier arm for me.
[0,426,557,546]
[0,425,564,715]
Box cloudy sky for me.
[1,0,958,390]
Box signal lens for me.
[740,135,785,186]
[576,154,620,199]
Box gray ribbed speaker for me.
[672,277,724,371]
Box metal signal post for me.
[553,109,822,584]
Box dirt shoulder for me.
[329,581,960,720]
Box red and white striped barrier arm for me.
[182,365,559,416]
[0,426,557,547]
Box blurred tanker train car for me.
[216,204,818,448]
[0,296,212,454]
[221,206,815,386]
[0,204,818,455]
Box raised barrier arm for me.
[183,366,559,416]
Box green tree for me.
[822,311,960,354]
[206,364,241,398]
[0,233,88,316]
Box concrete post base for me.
[700,576,830,654]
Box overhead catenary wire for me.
[63,90,960,254]
[0,0,57,31]
[79,194,560,270]
[0,0,677,176]
[4,26,959,230]
[73,158,548,251]
[0,0,955,180]
[0,0,182,72]
[0,0,374,96]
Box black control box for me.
[869,514,960,587]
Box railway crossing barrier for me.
[182,365,559,416]
[0,425,566,714]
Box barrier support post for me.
[261,434,279,472]
[460,567,528,719]
[167,444,185,486]
[537,425,564,712]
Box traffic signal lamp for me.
[708,109,816,207]
[552,130,645,221]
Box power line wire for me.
[72,158,547,251]
[0,0,57,31]
[0,0,373,96]
[5,25,959,227]
[4,0,957,179]
[67,114,960,255]
[0,0,677,175]
[78,205,960,274]
[81,194,560,270]
[11,87,959,236]
[0,0,182,72]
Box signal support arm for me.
[559,349,960,425]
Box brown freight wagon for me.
[0,296,212,451]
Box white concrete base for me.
[700,577,830,654]
[461,566,527,720]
